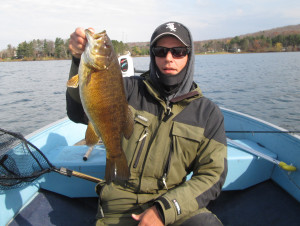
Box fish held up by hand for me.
[67,30,133,183]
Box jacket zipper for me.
[162,100,174,122]
[133,128,148,168]
[161,141,173,190]
[160,100,174,189]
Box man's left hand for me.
[132,206,164,226]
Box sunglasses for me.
[152,46,190,58]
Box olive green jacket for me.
[67,63,227,225]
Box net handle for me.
[53,167,103,183]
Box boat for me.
[1,53,300,225]
[1,107,300,226]
[118,51,135,77]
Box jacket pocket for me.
[172,121,203,159]
[172,121,204,143]
[126,113,151,170]
[164,122,204,186]
[133,127,148,168]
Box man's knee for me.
[181,212,222,226]
[173,208,222,226]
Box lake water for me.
[1,52,299,136]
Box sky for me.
[1,0,300,50]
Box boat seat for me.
[40,139,278,197]
[41,145,107,198]
[223,139,277,190]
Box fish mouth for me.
[86,29,107,39]
[85,29,110,52]
[84,30,114,70]
[93,30,107,39]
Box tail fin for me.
[105,151,130,183]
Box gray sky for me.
[1,0,300,50]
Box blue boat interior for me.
[3,110,300,226]
[6,138,300,226]
[8,180,300,226]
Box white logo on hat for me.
[166,23,176,32]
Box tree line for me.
[1,33,300,60]
[1,38,70,60]
[0,38,131,60]
[195,34,300,53]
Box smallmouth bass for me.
[67,30,133,183]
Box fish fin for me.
[67,74,79,88]
[85,122,100,146]
[105,151,130,183]
[123,107,134,139]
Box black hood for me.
[149,21,195,100]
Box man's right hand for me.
[69,27,95,59]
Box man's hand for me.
[132,206,164,226]
[69,27,95,59]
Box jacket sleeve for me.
[155,106,228,225]
[66,57,88,124]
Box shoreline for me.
[1,50,299,62]
[0,57,72,62]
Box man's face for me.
[154,36,188,76]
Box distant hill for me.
[126,24,300,47]
[126,41,149,48]
[239,24,300,39]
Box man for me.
[67,21,227,225]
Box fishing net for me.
[0,128,102,190]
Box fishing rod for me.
[227,138,297,172]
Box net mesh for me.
[0,128,52,190]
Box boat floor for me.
[9,180,300,226]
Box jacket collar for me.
[141,72,203,105]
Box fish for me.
[67,30,133,183]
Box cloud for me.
[282,8,300,19]
[1,0,300,50]
[235,9,244,16]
